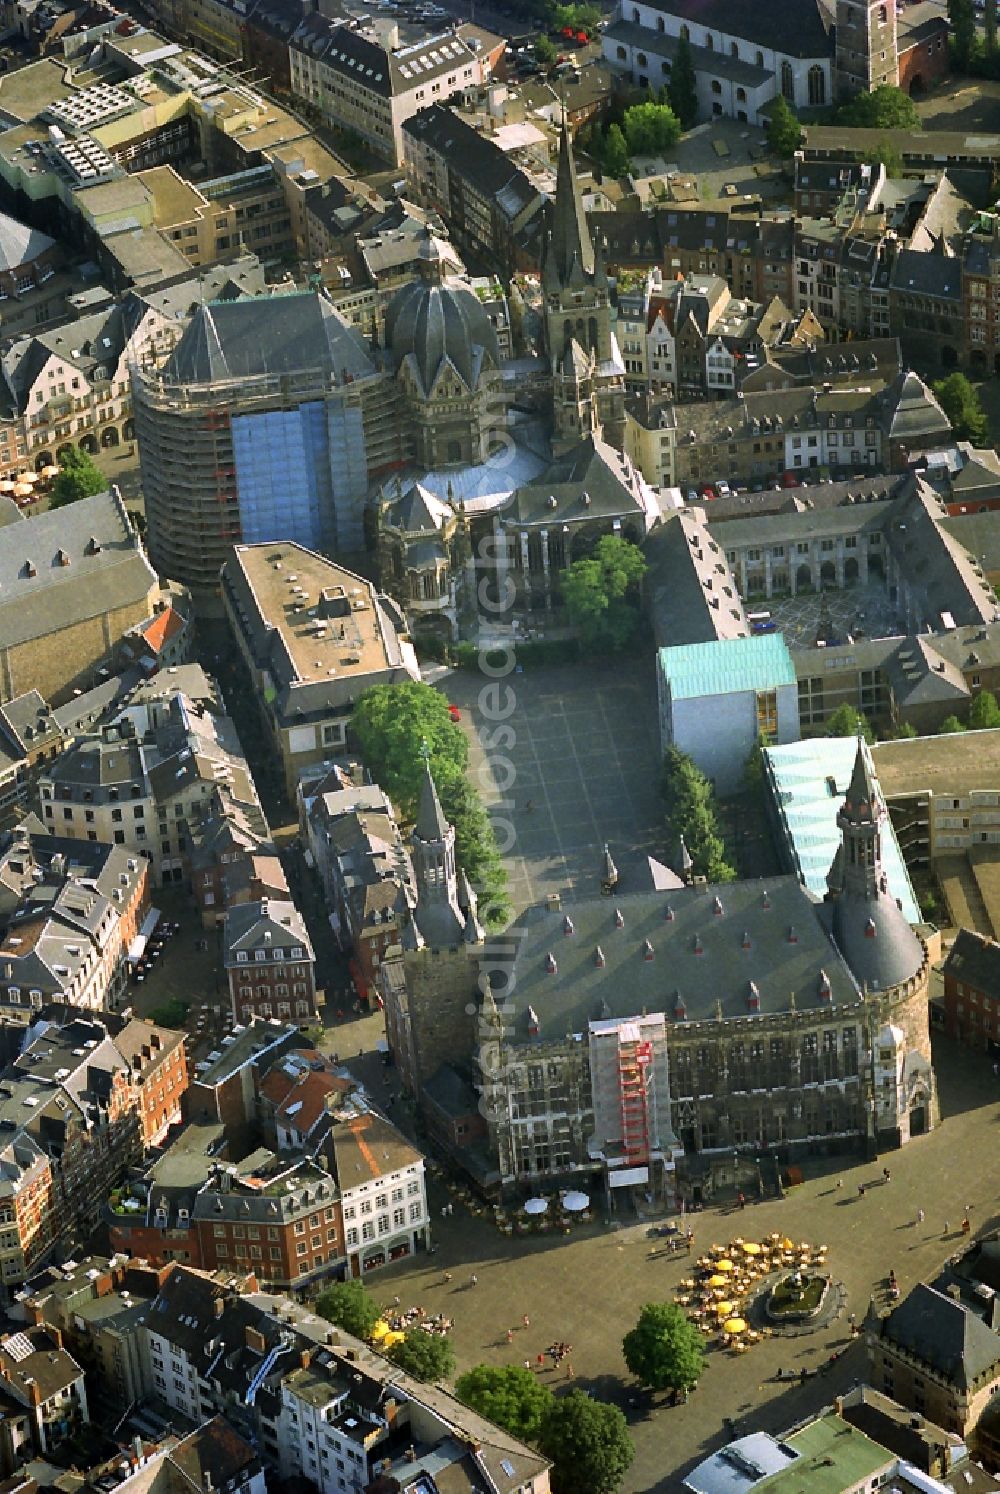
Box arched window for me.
[679,23,689,40]
[730,41,738,57]
[656,14,664,30]
[616,43,626,59]
[705,31,714,49]
[661,59,671,73]
[780,60,794,100]
[637,50,646,65]
[808,64,825,105]
[755,50,763,67]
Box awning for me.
[128,908,162,965]
[609,1166,649,1188]
[139,907,161,938]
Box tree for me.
[316,1281,382,1340]
[455,1365,554,1444]
[622,100,681,156]
[439,774,511,928]
[622,1302,706,1394]
[50,447,106,509]
[869,139,903,176]
[933,372,990,445]
[836,84,921,130]
[351,681,468,821]
[767,95,801,159]
[387,1327,455,1382]
[600,123,630,178]
[661,745,736,883]
[539,1390,634,1494]
[949,0,977,68]
[535,34,557,63]
[970,690,1000,729]
[896,721,918,740]
[939,714,968,734]
[987,0,998,56]
[561,535,647,650]
[668,31,698,130]
[824,704,874,743]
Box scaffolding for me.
[618,1035,652,1166]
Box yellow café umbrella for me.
[706,1273,728,1288]
[716,1258,735,1273]
[782,1238,795,1251]
[370,1319,390,1340]
[742,1242,762,1256]
[723,1317,747,1335]
[714,1300,735,1316]
[383,1330,406,1348]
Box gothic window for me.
[656,14,663,29]
[705,31,714,49]
[780,61,794,100]
[447,439,462,462]
[588,315,598,347]
[679,23,689,40]
[755,50,763,66]
[730,41,738,57]
[808,65,825,105]
[616,44,626,59]
[636,50,646,64]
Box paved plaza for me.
[445,655,668,912]
[357,1032,1000,1493]
[767,581,907,651]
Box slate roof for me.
[223,899,312,964]
[636,0,832,57]
[487,877,859,1041]
[0,489,155,652]
[0,211,55,272]
[504,433,655,527]
[402,104,539,224]
[646,509,749,648]
[165,293,375,386]
[882,1283,1000,1390]
[386,274,499,394]
[944,928,1000,996]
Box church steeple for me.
[547,114,594,287]
[409,753,464,946]
[834,738,885,901]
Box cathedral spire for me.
[415,750,450,842]
[549,114,594,285]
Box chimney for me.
[213,1297,224,1318]
[133,1436,143,1463]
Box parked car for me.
[699,484,717,500]
[716,479,732,498]
[686,488,699,504]
[781,470,801,488]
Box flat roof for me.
[659,632,796,700]
[760,1412,891,1494]
[232,543,399,686]
[873,728,1000,799]
[766,737,920,922]
[0,59,78,122]
[137,165,207,226]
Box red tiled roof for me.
[139,607,184,655]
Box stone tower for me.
[542,117,625,452]
[401,759,484,1091]
[825,737,936,1145]
[834,0,898,98]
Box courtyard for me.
[443,655,669,912]
[764,580,907,651]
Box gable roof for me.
[882,1283,1000,1389]
[165,293,374,386]
[639,0,832,58]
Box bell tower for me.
[835,0,898,98]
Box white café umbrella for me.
[524,1197,549,1216]
[563,1191,589,1212]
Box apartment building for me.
[0,1326,88,1463]
[942,928,1000,1051]
[402,103,541,273]
[223,899,318,1026]
[139,1266,550,1493]
[328,1104,428,1277]
[0,692,63,828]
[289,18,483,165]
[114,1017,188,1147]
[38,682,267,888]
[221,542,419,798]
[302,782,413,1008]
[0,824,149,1019]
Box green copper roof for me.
[658,633,796,701]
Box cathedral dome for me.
[386,274,500,396]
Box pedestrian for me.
[469,1273,478,1287]
[525,799,534,813]
[565,1362,574,1380]
[536,1353,545,1367]
[916,1208,925,1225]
[835,1179,843,1190]
[858,1183,866,1198]
[524,1359,532,1371]
[443,1272,452,1284]
[962,1217,971,1235]
[944,1220,950,1236]
[737,1190,746,1210]
[883,1167,891,1184]
[506,1329,514,1343]
[522,1314,530,1328]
